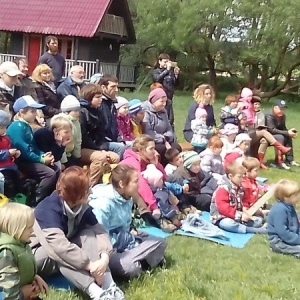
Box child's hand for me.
[152,208,161,220]
[182,183,189,194]
[241,212,251,222]
[20,284,37,300]
[15,150,21,158]
[33,274,49,296]
[44,152,54,165]
[61,136,72,147]
[8,148,17,156]
[165,141,171,149]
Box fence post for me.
[95,59,100,73]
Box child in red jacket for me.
[210,161,266,234]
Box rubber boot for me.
[258,153,269,170]
[272,141,291,154]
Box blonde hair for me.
[193,84,215,105]
[132,134,155,153]
[32,64,54,83]
[225,161,246,176]
[36,109,44,118]
[242,157,260,171]
[50,114,72,130]
[0,203,34,240]
[274,180,300,201]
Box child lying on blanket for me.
[210,161,267,234]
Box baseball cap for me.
[13,95,45,113]
[0,61,23,77]
[274,99,287,108]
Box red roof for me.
[0,0,111,37]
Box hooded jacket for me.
[152,67,177,100]
[79,99,108,150]
[210,175,244,224]
[142,100,175,144]
[30,191,112,270]
[200,148,224,176]
[119,149,167,210]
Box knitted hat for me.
[60,95,81,112]
[235,133,252,146]
[141,164,163,188]
[195,107,207,119]
[221,124,238,136]
[129,99,144,115]
[240,87,261,102]
[114,96,129,110]
[182,151,201,169]
[0,110,10,127]
[148,88,167,104]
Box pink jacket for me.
[120,149,166,210]
[239,87,255,125]
[117,115,134,141]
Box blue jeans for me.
[218,217,263,233]
[103,142,126,160]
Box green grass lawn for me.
[48,90,300,300]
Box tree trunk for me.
[206,54,218,96]
[248,63,259,89]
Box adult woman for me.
[183,84,216,142]
[32,64,60,122]
[143,88,181,165]
[89,164,167,278]
[120,135,173,230]
[30,167,125,300]
[79,83,120,186]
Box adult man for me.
[38,35,66,85]
[14,57,38,100]
[265,99,299,170]
[99,74,125,158]
[57,65,86,101]
[0,61,22,117]
[152,53,180,126]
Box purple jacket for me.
[117,115,134,141]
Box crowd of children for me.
[1,55,300,300]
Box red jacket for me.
[241,176,259,209]
[0,135,16,169]
[120,149,166,210]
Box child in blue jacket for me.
[268,179,300,257]
[7,96,59,204]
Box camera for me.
[170,61,178,68]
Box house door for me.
[28,36,41,74]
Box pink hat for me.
[240,87,253,99]
[221,124,239,136]
[148,88,167,104]
[141,164,163,187]
[195,107,207,119]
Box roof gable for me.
[0,0,112,37]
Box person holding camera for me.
[152,53,180,127]
[265,99,299,170]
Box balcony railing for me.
[98,14,127,37]
[0,53,136,85]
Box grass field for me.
[47,90,300,300]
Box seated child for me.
[164,148,183,176]
[0,110,22,198]
[200,136,224,181]
[60,95,83,167]
[167,151,217,212]
[224,133,251,167]
[7,95,59,204]
[191,107,213,152]
[219,94,241,128]
[0,202,49,299]
[142,164,182,231]
[30,109,46,132]
[34,114,73,167]
[210,161,266,234]
[128,99,145,138]
[220,123,239,159]
[268,179,300,257]
[115,96,134,145]
[89,164,167,278]
[241,157,268,219]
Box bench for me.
[179,141,194,152]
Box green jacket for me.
[0,232,36,299]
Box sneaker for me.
[278,162,291,170]
[108,285,126,300]
[160,218,177,233]
[290,161,300,167]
